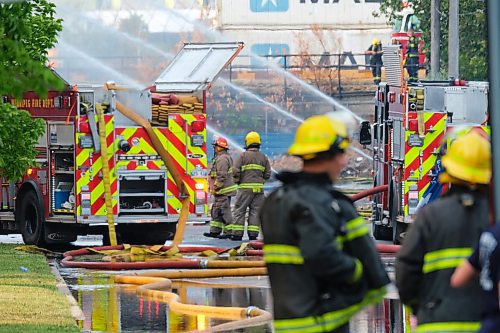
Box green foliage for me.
[0,103,45,181]
[0,1,64,97]
[0,1,63,182]
[378,0,487,80]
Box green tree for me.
[0,0,63,181]
[378,0,487,80]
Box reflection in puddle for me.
[63,269,410,332]
[66,272,272,332]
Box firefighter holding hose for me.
[260,113,390,333]
[396,130,491,332]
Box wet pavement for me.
[49,223,414,333]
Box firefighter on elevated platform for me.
[230,131,271,241]
[366,38,384,84]
[260,113,390,333]
[396,130,491,333]
[405,27,420,82]
[204,137,237,239]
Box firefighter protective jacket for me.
[396,186,489,333]
[260,172,390,332]
[209,151,237,196]
[232,148,272,193]
[407,36,419,58]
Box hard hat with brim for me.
[439,131,491,185]
[287,115,349,159]
[245,131,261,147]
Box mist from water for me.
[219,78,304,124]
[56,40,143,88]
[50,0,373,163]
[159,1,365,123]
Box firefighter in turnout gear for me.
[260,113,390,333]
[366,38,383,84]
[405,27,420,82]
[231,131,271,241]
[204,137,238,239]
[396,130,491,333]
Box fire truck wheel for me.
[19,191,46,246]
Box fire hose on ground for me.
[59,176,398,331]
[115,269,272,333]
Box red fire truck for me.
[361,45,489,244]
[0,42,243,246]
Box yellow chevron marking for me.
[403,113,446,215]
[419,115,446,183]
[167,172,182,211]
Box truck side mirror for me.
[359,121,372,146]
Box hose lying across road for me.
[60,184,398,331]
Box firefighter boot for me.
[203,232,221,238]
[248,235,257,241]
[218,233,232,239]
[230,235,243,241]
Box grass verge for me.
[0,244,79,333]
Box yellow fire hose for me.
[95,104,118,246]
[115,267,272,331]
[105,83,190,247]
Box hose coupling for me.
[245,306,258,317]
[199,259,209,269]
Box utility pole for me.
[430,0,441,78]
[448,0,459,78]
[487,0,500,223]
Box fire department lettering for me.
[9,98,55,108]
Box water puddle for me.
[59,267,411,333]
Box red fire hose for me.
[350,184,388,202]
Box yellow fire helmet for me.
[372,38,380,45]
[439,130,491,185]
[288,114,350,160]
[245,131,261,147]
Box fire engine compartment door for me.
[155,42,244,92]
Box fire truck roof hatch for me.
[155,42,244,93]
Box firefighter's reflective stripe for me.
[263,244,304,265]
[351,259,363,283]
[209,220,224,229]
[422,247,472,274]
[239,182,264,192]
[342,217,369,242]
[404,113,446,215]
[241,164,266,172]
[230,224,244,231]
[248,225,260,233]
[215,184,238,195]
[273,287,386,333]
[416,321,480,332]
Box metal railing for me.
[225,52,381,98]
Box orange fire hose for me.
[115,267,272,331]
